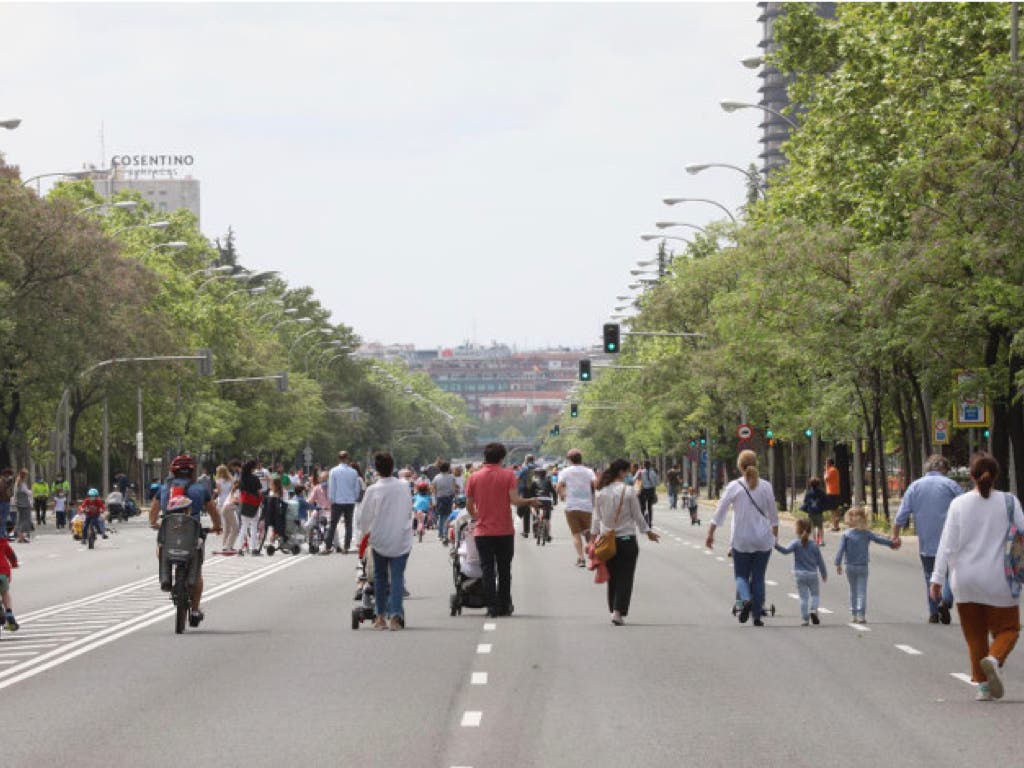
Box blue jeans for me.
[920,554,953,617]
[846,564,869,615]
[668,488,678,509]
[436,496,453,541]
[0,501,9,539]
[733,549,771,619]
[794,571,820,620]
[82,515,105,541]
[372,550,409,620]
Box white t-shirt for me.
[559,464,596,513]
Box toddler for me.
[834,506,897,623]
[775,518,827,626]
[0,536,18,631]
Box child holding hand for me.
[0,536,19,631]
[775,518,827,626]
[835,506,899,624]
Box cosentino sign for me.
[111,154,194,167]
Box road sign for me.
[933,418,950,445]
[952,369,989,427]
[737,424,753,440]
[136,431,144,460]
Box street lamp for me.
[741,56,764,69]
[21,169,107,188]
[686,162,762,185]
[720,99,799,129]
[640,233,693,245]
[662,197,736,223]
[256,303,289,324]
[654,221,707,234]
[0,119,21,130]
[110,220,170,237]
[79,199,138,215]
[272,315,311,333]
[197,272,247,291]
[225,286,267,300]
[186,264,233,281]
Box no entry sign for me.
[737,424,753,440]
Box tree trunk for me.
[1009,349,1024,496]
[906,364,932,465]
[985,328,1010,489]
[873,368,890,520]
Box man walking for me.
[327,451,361,554]
[824,458,842,531]
[892,454,963,624]
[466,443,539,618]
[432,461,457,544]
[515,454,537,538]
[556,449,596,568]
[638,460,659,527]
[666,464,682,510]
[32,476,49,526]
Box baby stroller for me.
[449,517,487,616]
[531,496,554,546]
[351,547,376,629]
[267,498,305,556]
[306,506,331,554]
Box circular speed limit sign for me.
[737,424,753,440]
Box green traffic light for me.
[805,429,813,438]
[766,429,774,438]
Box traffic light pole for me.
[623,331,706,338]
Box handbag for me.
[1003,492,1024,598]
[593,486,627,562]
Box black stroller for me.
[449,517,487,616]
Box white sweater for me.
[358,477,414,558]
[932,490,1024,607]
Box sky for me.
[1,1,761,350]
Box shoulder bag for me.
[740,482,768,518]
[1003,492,1024,598]
[593,486,627,562]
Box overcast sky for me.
[1,2,760,350]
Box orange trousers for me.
[956,602,1021,683]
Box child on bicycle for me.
[413,480,433,537]
[79,488,107,545]
[0,536,19,631]
[530,468,556,543]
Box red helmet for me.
[415,479,431,493]
[169,454,196,476]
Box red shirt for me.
[824,466,840,496]
[80,498,106,517]
[0,538,18,578]
[466,464,517,537]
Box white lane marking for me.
[951,673,975,686]
[471,672,488,685]
[0,651,42,657]
[895,644,922,656]
[0,661,17,665]
[716,556,725,562]
[703,551,712,556]
[483,623,496,631]
[766,580,778,586]
[788,593,800,600]
[848,623,871,632]
[0,644,57,651]
[461,711,483,727]
[819,608,833,615]
[476,644,492,654]
[0,555,308,691]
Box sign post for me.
[932,418,950,447]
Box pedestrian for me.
[706,450,778,626]
[0,468,13,541]
[452,464,466,497]
[824,458,842,531]
[775,518,828,626]
[834,506,898,624]
[236,459,263,556]
[686,486,701,526]
[105,487,125,523]
[13,469,33,543]
[0,535,19,632]
[215,464,238,554]
[591,458,661,626]
[892,454,963,624]
[931,452,1024,701]
[801,476,827,546]
[466,442,539,618]
[556,448,596,568]
[666,464,681,510]
[307,471,330,528]
[637,460,658,527]
[53,489,68,529]
[359,452,414,631]
[431,461,457,544]
[31,476,48,526]
[327,451,361,554]
[515,454,537,538]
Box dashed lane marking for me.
[461,711,483,727]
[819,608,833,614]
[476,644,492,654]
[895,644,922,655]
[951,673,975,686]
[788,593,800,600]
[483,622,496,631]
[766,580,778,586]
[716,556,725,562]
[848,623,871,632]
[471,672,488,685]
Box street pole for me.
[1012,2,1019,63]
[853,430,864,506]
[102,397,110,497]
[704,430,713,500]
[137,385,145,496]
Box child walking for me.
[0,536,19,631]
[834,506,898,623]
[775,518,828,626]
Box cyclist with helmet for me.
[148,454,222,627]
[79,489,108,545]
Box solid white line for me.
[0,644,57,651]
[483,622,496,631]
[471,672,488,685]
[765,580,778,586]
[818,608,833,614]
[848,623,871,632]
[476,643,492,654]
[951,672,975,686]
[0,651,44,657]
[788,593,800,600]
[461,711,482,727]
[895,644,922,656]
[0,555,308,691]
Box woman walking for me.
[358,452,413,630]
[236,460,263,556]
[214,465,238,554]
[591,458,660,626]
[14,469,32,544]
[706,450,778,626]
[932,452,1024,701]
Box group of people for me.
[0,469,71,543]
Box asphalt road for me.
[3,503,1021,768]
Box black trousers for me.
[516,506,531,536]
[34,497,47,524]
[475,534,514,615]
[328,503,355,551]
[606,537,640,616]
[638,489,656,527]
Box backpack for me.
[1003,492,1024,598]
[804,491,821,515]
[517,464,534,497]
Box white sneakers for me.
[980,656,1004,700]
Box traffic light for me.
[766,428,774,439]
[804,428,813,438]
[570,403,579,418]
[578,359,592,381]
[689,438,697,448]
[983,428,991,440]
[603,323,621,354]
[700,436,707,446]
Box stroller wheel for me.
[450,594,460,617]
[770,604,776,616]
[266,545,275,556]
[309,544,319,555]
[292,545,301,555]
[351,607,361,630]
